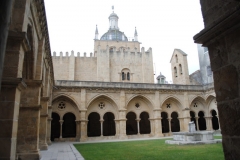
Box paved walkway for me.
[40,137,172,160]
[40,142,84,160]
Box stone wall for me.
[52,46,154,83]
[194,1,240,159]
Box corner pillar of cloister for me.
[39,96,50,150]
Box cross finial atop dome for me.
[112,6,114,13]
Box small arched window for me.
[121,68,130,81]
[174,67,177,77]
[175,55,178,63]
[127,72,130,80]
[179,64,182,74]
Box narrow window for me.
[179,64,182,74]
[174,67,177,77]
[127,72,130,80]
[175,55,178,63]
[122,72,125,80]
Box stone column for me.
[195,117,199,131]
[75,120,81,141]
[47,106,52,145]
[80,110,87,141]
[119,109,127,139]
[205,116,213,131]
[39,97,49,150]
[59,120,64,138]
[178,117,184,131]
[100,120,104,137]
[168,118,172,133]
[114,120,120,137]
[149,118,154,136]
[136,118,140,135]
[0,79,25,160]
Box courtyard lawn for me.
[74,137,223,160]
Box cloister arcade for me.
[50,94,219,141]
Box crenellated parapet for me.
[52,50,95,58]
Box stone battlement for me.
[52,51,94,57]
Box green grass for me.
[74,137,223,160]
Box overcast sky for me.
[44,0,204,83]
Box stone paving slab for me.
[40,142,84,160]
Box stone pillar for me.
[115,120,120,137]
[153,109,163,137]
[100,120,104,136]
[205,116,213,131]
[47,106,52,145]
[17,80,42,160]
[178,117,184,131]
[80,110,87,141]
[181,108,191,132]
[39,97,49,150]
[59,120,64,138]
[168,118,172,133]
[119,110,127,139]
[149,118,154,136]
[194,1,240,158]
[136,119,140,135]
[0,79,25,160]
[75,120,81,141]
[195,117,199,131]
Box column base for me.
[118,134,128,140]
[47,139,52,145]
[80,136,87,142]
[17,151,41,160]
[39,143,48,150]
[154,133,164,137]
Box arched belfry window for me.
[175,54,178,63]
[174,67,177,77]
[121,68,130,82]
[179,64,182,74]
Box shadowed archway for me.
[171,112,180,132]
[87,112,101,137]
[211,110,219,130]
[126,112,137,135]
[161,112,169,133]
[139,112,151,134]
[198,111,206,130]
[103,112,116,136]
[62,113,76,138]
